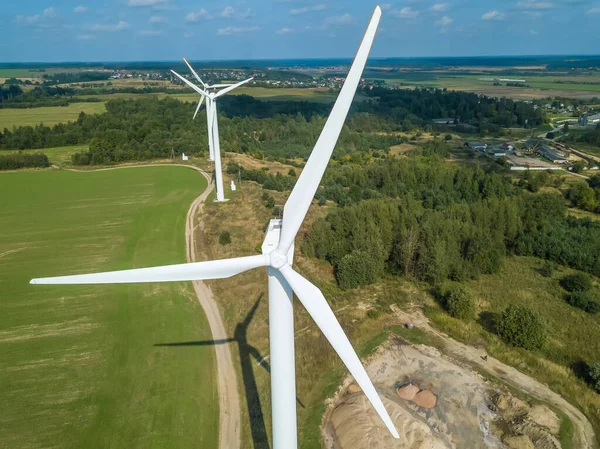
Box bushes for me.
[590,361,600,393]
[539,261,554,277]
[497,305,547,350]
[442,285,475,319]
[0,152,50,170]
[335,250,383,290]
[560,273,592,292]
[567,291,600,314]
[219,231,231,245]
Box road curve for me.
[65,163,241,449]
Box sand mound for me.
[504,435,535,449]
[527,405,561,434]
[329,393,449,449]
[413,390,437,409]
[347,383,362,394]
[397,384,420,401]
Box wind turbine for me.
[171,63,253,202]
[30,6,397,449]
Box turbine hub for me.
[269,250,288,269]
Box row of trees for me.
[0,152,50,170]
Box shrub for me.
[560,273,592,292]
[539,261,554,278]
[497,305,547,350]
[567,291,600,314]
[589,361,600,393]
[443,285,475,319]
[219,231,231,245]
[444,134,453,141]
[335,250,381,290]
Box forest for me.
[302,150,600,289]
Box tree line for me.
[302,153,600,288]
[0,152,50,170]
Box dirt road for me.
[65,163,241,449]
[392,306,597,449]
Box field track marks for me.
[66,163,241,449]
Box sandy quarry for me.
[322,339,563,449]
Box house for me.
[538,146,568,164]
[579,113,600,127]
[465,142,488,152]
[433,118,458,125]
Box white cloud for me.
[185,9,209,22]
[44,7,57,18]
[217,26,259,35]
[394,7,419,18]
[430,3,448,12]
[530,29,538,34]
[184,31,194,38]
[324,13,353,25]
[481,10,505,20]
[290,7,309,15]
[312,4,326,11]
[436,15,453,26]
[77,34,95,40]
[276,27,292,35]
[16,14,41,24]
[516,0,553,9]
[586,6,600,14]
[91,20,130,31]
[221,6,236,17]
[381,4,392,10]
[74,6,87,13]
[239,8,254,19]
[127,0,167,6]
[138,29,163,36]
[149,15,166,23]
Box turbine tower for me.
[171,65,252,202]
[31,6,396,448]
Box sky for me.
[0,0,599,62]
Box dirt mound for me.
[397,384,420,401]
[329,393,449,449]
[413,390,437,409]
[504,435,535,449]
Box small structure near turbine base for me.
[181,153,189,161]
[230,180,237,191]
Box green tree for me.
[443,284,475,319]
[567,291,600,314]
[497,305,547,350]
[589,361,600,393]
[219,231,231,245]
[335,250,382,289]
[539,261,554,278]
[560,273,592,292]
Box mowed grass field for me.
[0,102,106,129]
[12,145,88,166]
[0,167,218,449]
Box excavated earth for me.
[322,340,564,449]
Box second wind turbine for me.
[171,62,252,202]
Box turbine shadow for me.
[155,294,274,449]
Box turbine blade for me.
[183,57,207,88]
[171,70,207,97]
[30,255,268,285]
[213,77,254,98]
[280,265,399,439]
[193,95,204,120]
[277,6,381,254]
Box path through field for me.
[392,306,597,449]
[66,164,241,449]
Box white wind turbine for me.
[171,63,253,202]
[31,6,397,448]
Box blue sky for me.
[0,0,598,62]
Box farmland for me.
[0,166,217,449]
[0,102,106,129]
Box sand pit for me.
[322,340,564,449]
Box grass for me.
[0,103,106,129]
[0,166,217,449]
[425,256,600,445]
[8,145,88,166]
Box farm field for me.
[0,166,217,449]
[13,145,88,166]
[0,102,106,129]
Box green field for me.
[12,145,88,166]
[0,103,106,129]
[0,167,217,448]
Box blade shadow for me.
[156,293,296,449]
